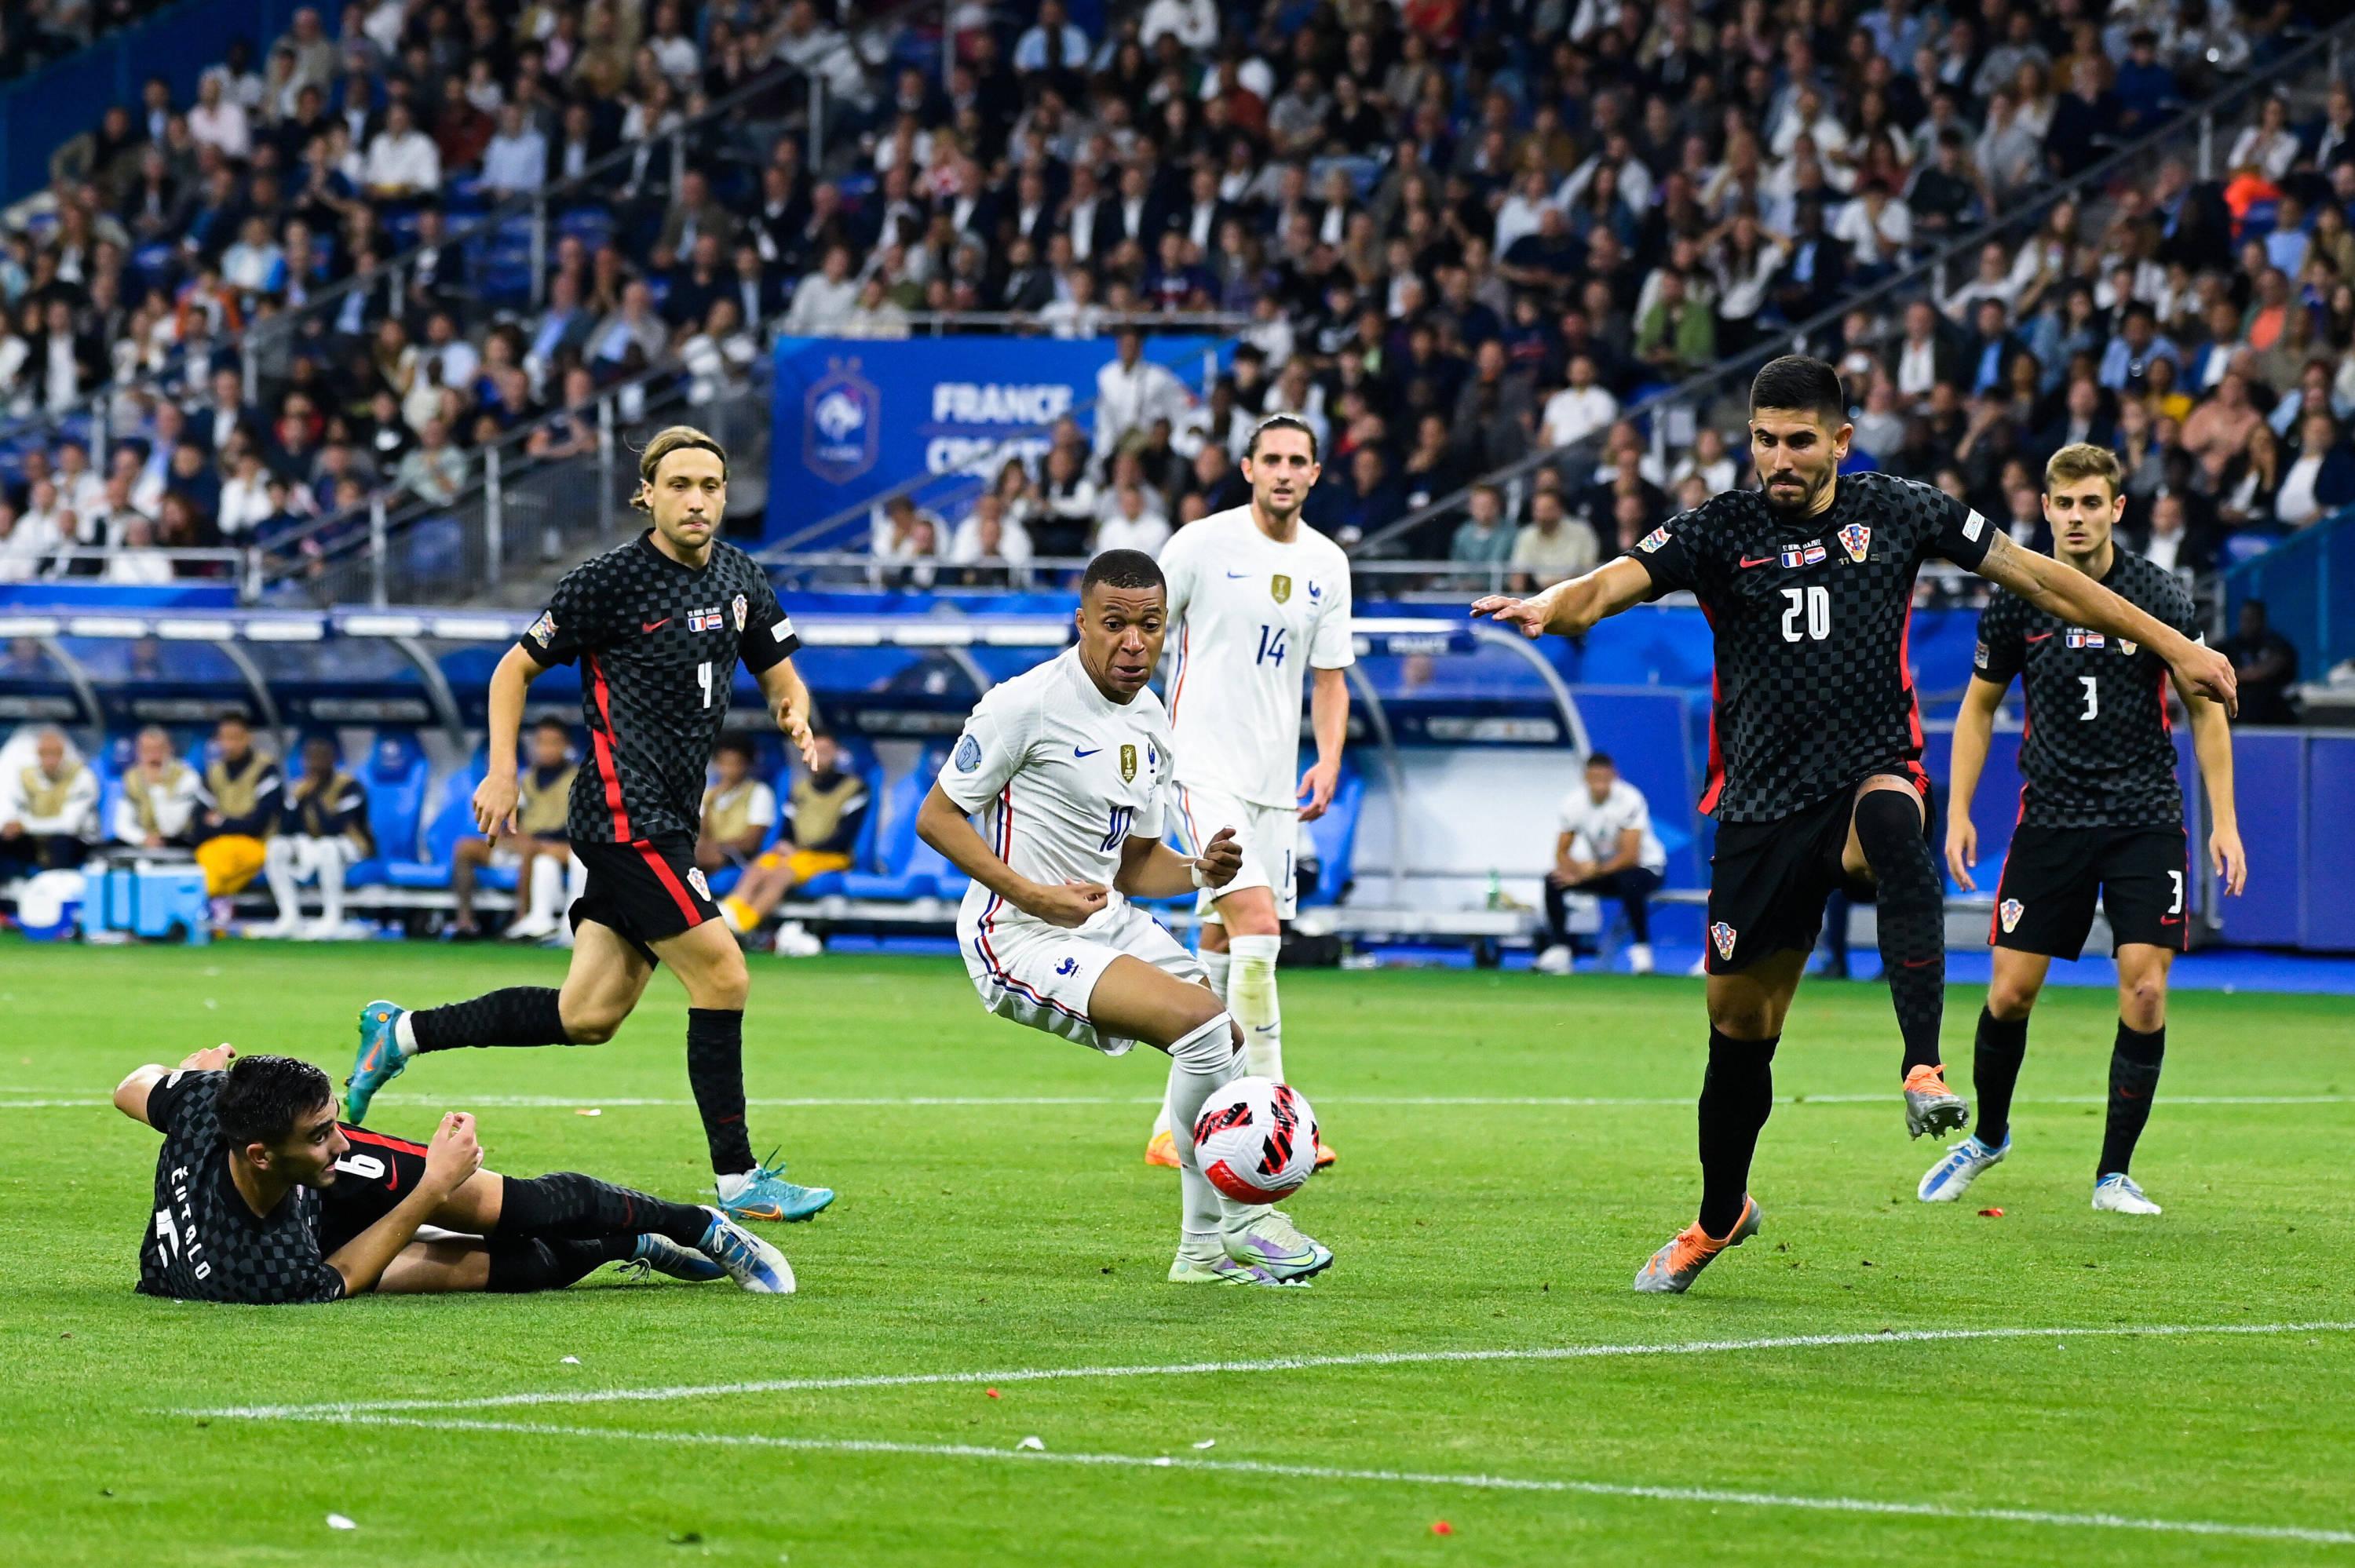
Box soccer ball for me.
[1190,1076,1319,1202]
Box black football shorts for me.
[1991,824,2189,961]
[568,835,720,965]
[1705,777,1929,974]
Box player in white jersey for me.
[915,550,1335,1285]
[1143,414,1351,1172]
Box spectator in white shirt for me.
[948,493,1034,583]
[1535,753,1668,975]
[871,495,940,589]
[782,245,861,336]
[480,104,547,196]
[105,515,176,583]
[112,725,206,849]
[1540,354,1619,450]
[1095,483,1171,556]
[1510,489,1601,590]
[217,451,276,538]
[363,101,441,199]
[1668,425,1741,495]
[2226,96,2301,183]
[188,74,254,161]
[1094,326,1189,458]
[1139,0,1218,49]
[1,726,100,874]
[0,502,37,582]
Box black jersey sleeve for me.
[1923,484,1995,572]
[520,564,604,667]
[1629,512,1703,599]
[738,571,801,675]
[1973,593,2025,686]
[144,1067,221,1132]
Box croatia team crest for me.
[1271,574,1292,604]
[804,356,880,483]
[1999,899,2025,933]
[732,593,748,633]
[1837,521,1872,563]
[1119,743,1137,782]
[1710,921,1737,961]
[688,866,711,902]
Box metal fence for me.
[1361,14,2355,560]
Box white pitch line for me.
[12,1092,2353,1110]
[260,1414,2355,1548]
[190,1320,2355,1421]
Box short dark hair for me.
[1080,549,1167,598]
[215,1055,335,1148]
[1586,752,1616,770]
[1246,414,1320,461]
[534,716,571,736]
[1750,356,1846,427]
[714,735,755,762]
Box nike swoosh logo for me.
[2117,1088,2143,1099]
[1074,746,1102,758]
[641,618,670,633]
[1225,571,1251,578]
[1740,556,1776,568]
[2025,632,2054,643]
[2160,916,2182,925]
[1901,957,1938,968]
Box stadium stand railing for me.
[1360,13,2355,594]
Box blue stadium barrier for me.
[385,761,495,891]
[839,759,934,900]
[1300,770,1365,909]
[345,732,429,888]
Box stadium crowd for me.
[0,0,2344,606]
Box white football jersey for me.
[1557,777,1667,874]
[940,647,1176,943]
[1159,506,1354,808]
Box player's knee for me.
[1853,789,1934,893]
[2120,976,2166,1031]
[1987,979,2039,1021]
[694,949,751,1011]
[1707,996,1782,1040]
[1168,1008,1236,1071]
[561,1005,621,1045]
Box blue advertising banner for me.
[765,335,1229,549]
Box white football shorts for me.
[1173,782,1298,923]
[964,900,1207,1056]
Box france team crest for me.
[804,356,880,484]
[1999,899,2024,933]
[1837,522,1871,563]
[1710,921,1737,961]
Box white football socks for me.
[529,854,566,923]
[1228,933,1283,1082]
[261,837,302,927]
[1152,947,1234,1143]
[1164,1012,1251,1248]
[392,1008,418,1057]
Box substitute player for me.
[120,1045,792,1302]
[914,549,1331,1285]
[1922,443,2244,1215]
[1143,414,1349,1172]
[342,426,835,1224]
[1473,357,2237,1293]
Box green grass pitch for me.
[3,936,2350,1566]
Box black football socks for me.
[2098,1022,2166,1176]
[411,987,570,1052]
[1972,1008,2030,1147]
[485,1234,638,1293]
[687,1007,755,1176]
[498,1171,710,1245]
[1697,1027,1778,1239]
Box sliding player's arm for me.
[113,1045,239,1128]
[1471,556,1656,639]
[2181,686,2247,896]
[915,782,1108,928]
[1115,825,1240,899]
[1972,531,2237,712]
[322,1111,483,1296]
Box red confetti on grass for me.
[1431,1522,1454,1536]
[1978,1208,2004,1217]
[986,1388,1000,1398]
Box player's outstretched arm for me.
[758,657,820,771]
[915,781,1108,928]
[324,1110,483,1297]
[1944,676,2006,892]
[113,1045,239,1128]
[1115,826,1240,899]
[1971,533,2238,713]
[1471,556,1654,640]
[2182,688,2247,896]
[474,644,551,833]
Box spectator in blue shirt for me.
[2097,304,2181,392]
[2114,30,2184,135]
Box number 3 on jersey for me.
[1780,585,1831,642]
[1255,624,1287,666]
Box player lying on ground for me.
[1922,440,2245,1216]
[1144,414,1347,1173]
[119,1046,794,1303]
[342,426,834,1224]
[1473,356,2237,1294]
[915,549,1331,1285]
